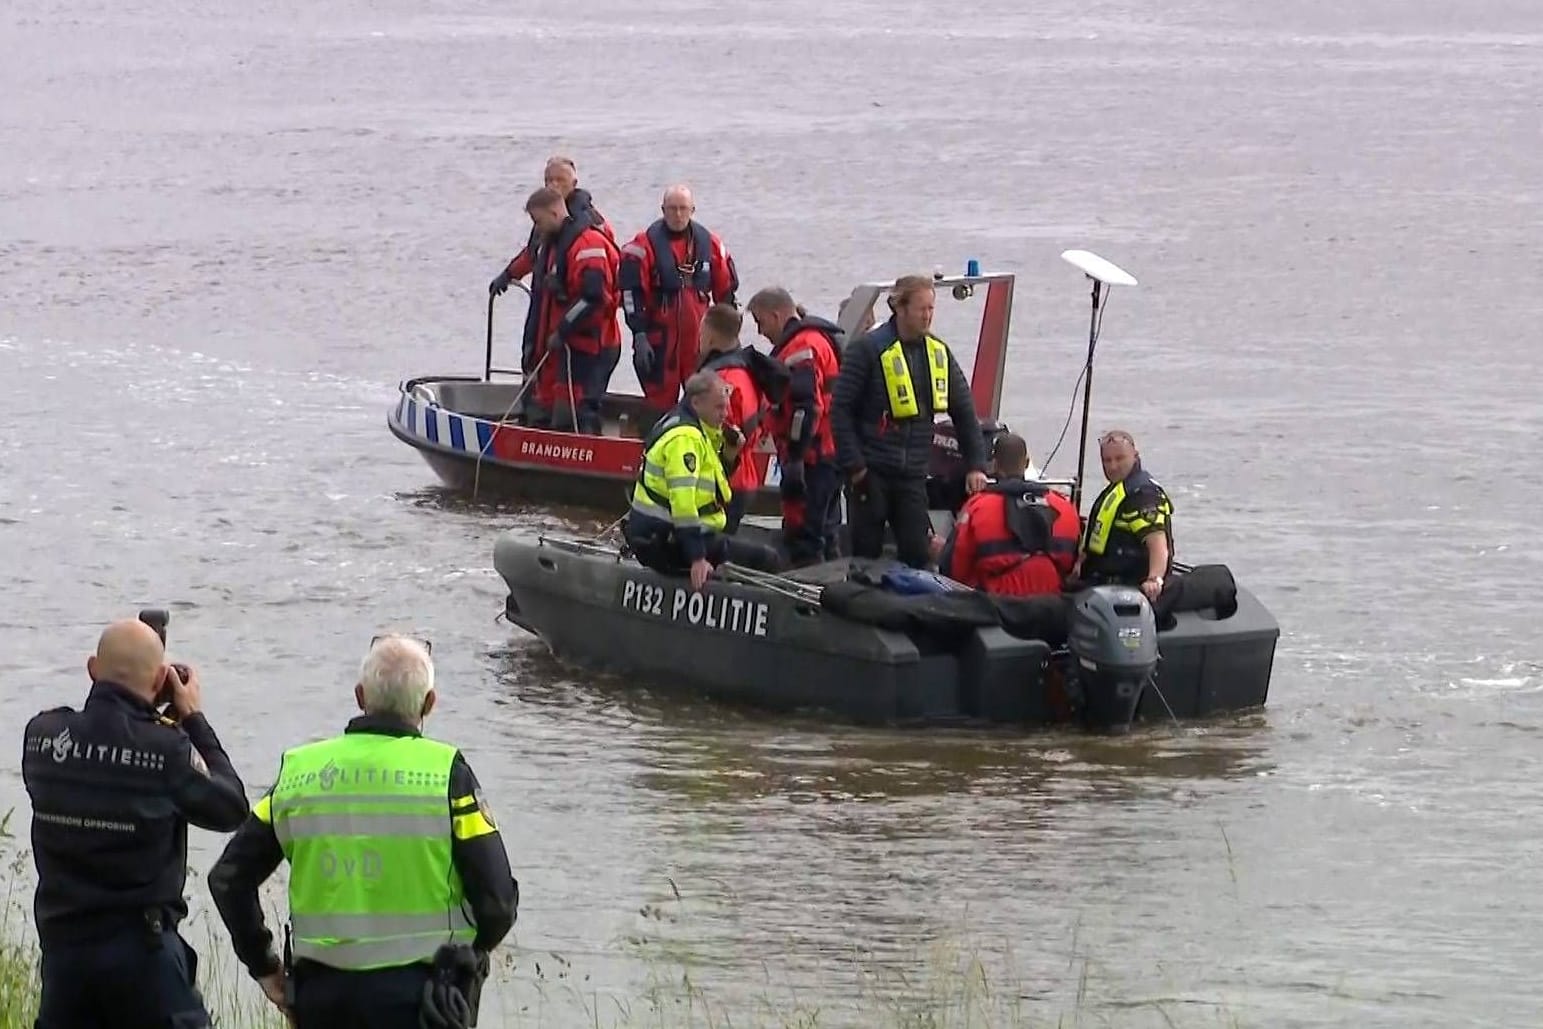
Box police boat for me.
[489,251,1280,732]
[388,266,1023,511]
[491,532,1277,733]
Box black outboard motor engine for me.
[1065,585,1160,732]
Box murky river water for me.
[3,0,1542,1025]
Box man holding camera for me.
[21,615,250,1028]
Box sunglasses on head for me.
[371,633,432,656]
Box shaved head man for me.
[1075,429,1176,601]
[22,613,249,1027]
[619,181,740,432]
[87,618,168,702]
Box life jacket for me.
[790,314,847,366]
[644,218,714,298]
[880,335,949,420]
[1083,464,1172,581]
[540,214,604,304]
[698,347,769,436]
[631,403,731,532]
[706,343,791,407]
[975,480,1082,575]
[566,188,611,239]
[769,316,843,463]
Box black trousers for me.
[625,521,783,575]
[36,929,209,1028]
[292,962,432,1029]
[781,460,844,565]
[849,470,933,569]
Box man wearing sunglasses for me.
[1073,429,1175,602]
[208,634,519,1028]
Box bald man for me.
[23,616,249,1029]
[619,184,739,433]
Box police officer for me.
[623,370,783,591]
[207,634,519,1029]
[22,616,250,1029]
[1073,429,1175,601]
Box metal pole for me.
[484,293,496,383]
[1070,278,1101,514]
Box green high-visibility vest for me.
[266,732,476,970]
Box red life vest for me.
[768,317,842,464]
[698,347,767,494]
[954,481,1081,596]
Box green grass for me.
[0,809,1244,1028]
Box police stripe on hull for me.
[395,393,495,457]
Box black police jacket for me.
[21,680,250,947]
[207,714,520,978]
[830,316,987,480]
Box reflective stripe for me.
[273,812,449,845]
[781,347,814,366]
[621,242,648,260]
[629,493,678,518]
[292,908,473,940]
[1086,481,1126,557]
[452,810,497,840]
[252,794,273,824]
[292,929,473,970]
[450,794,477,812]
[574,247,609,261]
[271,793,442,810]
[1086,472,1171,556]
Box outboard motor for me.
[1064,585,1160,732]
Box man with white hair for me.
[209,634,518,1029]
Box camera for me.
[138,608,190,711]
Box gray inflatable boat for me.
[492,526,1278,733]
[491,249,1279,732]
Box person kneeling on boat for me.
[939,433,1080,596]
[624,371,783,591]
[697,302,785,535]
[1071,429,1174,603]
[520,186,621,435]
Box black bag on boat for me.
[1153,563,1239,626]
[989,594,1071,647]
[819,579,1001,649]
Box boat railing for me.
[485,282,533,382]
[536,534,628,562]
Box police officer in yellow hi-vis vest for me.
[208,634,518,1029]
[831,274,989,568]
[1073,429,1175,603]
[623,369,783,591]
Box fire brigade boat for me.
[388,269,1021,514]
[489,254,1281,732]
